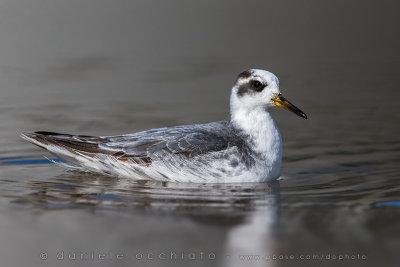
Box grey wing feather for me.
[22,121,241,163]
[99,121,235,158]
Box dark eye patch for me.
[236,78,268,97]
[251,80,266,92]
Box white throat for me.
[230,101,282,179]
[230,90,282,163]
[232,106,281,149]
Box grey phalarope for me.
[21,69,307,183]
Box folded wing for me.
[22,121,238,164]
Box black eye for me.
[252,80,263,90]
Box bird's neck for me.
[231,106,282,156]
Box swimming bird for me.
[21,69,307,183]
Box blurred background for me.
[0,0,399,266]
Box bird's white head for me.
[230,69,307,122]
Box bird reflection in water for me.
[25,173,280,266]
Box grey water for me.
[0,1,399,266]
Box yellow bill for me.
[273,94,307,119]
